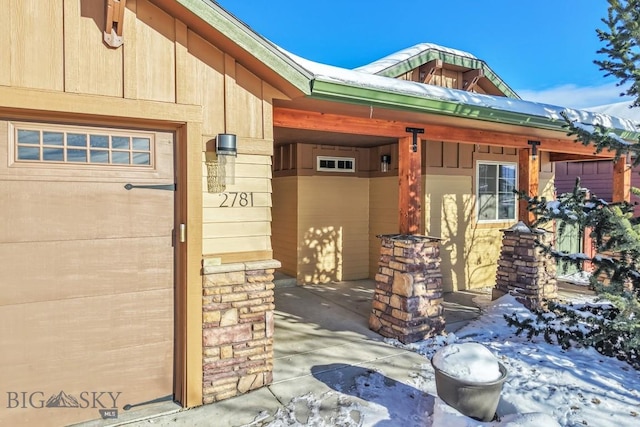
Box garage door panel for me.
[1,341,173,394]
[0,288,173,366]
[0,180,173,243]
[0,341,172,427]
[0,236,173,305]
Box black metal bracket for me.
[406,127,425,152]
[124,183,176,191]
[527,140,540,158]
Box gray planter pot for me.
[431,359,508,422]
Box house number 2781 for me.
[219,192,254,207]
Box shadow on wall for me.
[428,193,499,292]
[299,226,343,284]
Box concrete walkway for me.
[80,280,489,427]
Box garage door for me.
[0,121,175,426]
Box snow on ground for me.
[253,294,640,427]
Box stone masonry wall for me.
[494,222,557,309]
[369,235,445,344]
[201,259,280,404]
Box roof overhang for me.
[307,78,640,142]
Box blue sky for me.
[215,0,633,109]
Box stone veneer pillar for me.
[201,259,280,404]
[494,221,557,309]
[369,234,445,344]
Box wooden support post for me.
[613,157,631,203]
[398,135,422,234]
[518,147,539,225]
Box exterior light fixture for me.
[216,133,237,157]
[216,133,237,185]
[381,154,391,172]
[528,140,540,161]
[205,134,237,193]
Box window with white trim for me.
[476,162,517,222]
[12,123,154,167]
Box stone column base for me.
[369,235,445,344]
[201,259,280,404]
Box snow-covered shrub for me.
[505,298,640,369]
[506,179,640,370]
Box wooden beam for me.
[0,86,202,124]
[518,148,539,225]
[104,0,127,48]
[421,59,443,84]
[273,108,616,157]
[613,157,631,203]
[548,153,605,162]
[462,69,484,91]
[398,136,422,234]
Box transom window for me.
[13,124,154,167]
[316,156,356,173]
[476,162,517,222]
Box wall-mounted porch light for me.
[528,140,540,161]
[381,155,391,172]
[205,134,237,193]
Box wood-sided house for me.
[1,1,638,426]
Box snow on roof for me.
[280,48,639,136]
[353,43,477,74]
[585,100,640,124]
